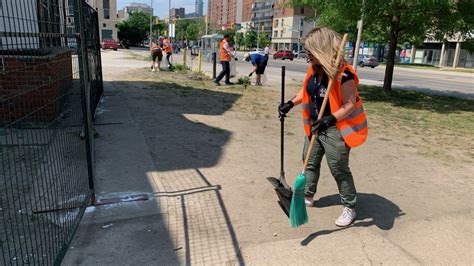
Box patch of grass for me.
[360,85,474,162]
[172,64,189,74]
[237,76,251,85]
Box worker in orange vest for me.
[278,27,368,227]
[162,37,173,69]
[213,34,234,85]
[150,39,163,72]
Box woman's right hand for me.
[278,101,294,117]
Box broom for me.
[290,33,349,228]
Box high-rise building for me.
[121,3,153,20]
[195,0,204,17]
[208,0,238,30]
[170,8,186,20]
[271,1,313,52]
[87,0,118,41]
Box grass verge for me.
[359,85,474,163]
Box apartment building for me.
[250,1,274,37]
[271,0,313,52]
[208,0,238,30]
[86,0,118,41]
[121,3,153,20]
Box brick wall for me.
[0,51,73,123]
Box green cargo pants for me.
[302,126,357,208]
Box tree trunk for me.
[383,15,400,93]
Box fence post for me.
[198,50,202,73]
[212,52,217,79]
[74,0,95,204]
[183,47,187,66]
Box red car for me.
[273,50,294,60]
[101,38,118,50]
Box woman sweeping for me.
[278,27,368,227]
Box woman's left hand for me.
[311,114,337,134]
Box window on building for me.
[115,24,118,28]
[274,31,278,37]
[300,19,304,27]
[280,30,283,37]
[104,9,110,19]
[281,19,284,27]
[102,29,113,39]
[300,31,303,37]
[103,0,110,9]
[103,23,107,28]
[301,7,304,14]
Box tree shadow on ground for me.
[113,80,241,172]
[301,193,405,246]
[359,85,474,114]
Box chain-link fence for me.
[0,0,101,264]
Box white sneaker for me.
[305,196,314,207]
[335,207,357,227]
[152,68,156,72]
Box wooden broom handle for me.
[302,33,349,172]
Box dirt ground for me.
[89,50,473,264]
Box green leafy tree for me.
[118,11,150,45]
[244,28,258,49]
[258,32,271,48]
[290,0,473,92]
[236,32,245,49]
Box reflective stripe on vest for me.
[301,64,368,148]
[340,119,368,137]
[347,105,364,119]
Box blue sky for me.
[116,0,206,17]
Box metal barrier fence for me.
[0,0,100,264]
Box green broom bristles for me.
[290,173,308,228]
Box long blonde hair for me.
[304,27,346,80]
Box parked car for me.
[273,50,294,60]
[296,50,308,59]
[348,54,379,68]
[101,38,118,50]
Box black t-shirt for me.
[306,68,354,120]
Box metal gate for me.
[0,0,101,264]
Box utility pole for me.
[168,0,171,38]
[257,23,259,49]
[206,0,212,35]
[297,18,302,56]
[353,0,364,71]
[149,0,153,47]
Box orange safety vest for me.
[163,39,172,54]
[301,64,368,148]
[220,39,231,61]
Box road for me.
[126,47,474,99]
[244,57,474,99]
